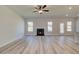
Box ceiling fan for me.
[33,5,49,14]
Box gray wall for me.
[0,6,24,47]
[24,17,75,35]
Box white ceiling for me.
[6,5,79,18]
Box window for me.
[60,23,64,33]
[48,22,53,32]
[27,22,33,32]
[67,21,72,31]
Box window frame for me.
[27,21,33,32]
[48,21,53,32]
[67,21,72,32]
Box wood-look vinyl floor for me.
[0,36,79,54]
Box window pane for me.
[67,28,72,31]
[67,26,71,28]
[48,22,52,26]
[67,21,72,25]
[27,22,33,32]
[48,22,52,32]
[28,22,33,26]
[67,21,72,32]
[28,27,33,32]
[48,26,52,32]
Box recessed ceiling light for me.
[69,6,72,10]
[66,14,68,16]
[78,14,79,16]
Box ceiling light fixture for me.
[69,6,72,10]
[38,10,43,14]
[77,14,79,16]
[66,14,68,16]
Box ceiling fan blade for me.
[43,10,49,12]
[38,5,42,10]
[34,7,39,10]
[33,10,38,12]
[42,5,47,9]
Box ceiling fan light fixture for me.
[66,14,68,16]
[33,5,49,14]
[39,10,43,14]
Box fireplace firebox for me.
[37,28,44,36]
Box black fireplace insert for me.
[37,28,44,36]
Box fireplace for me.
[37,28,44,36]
